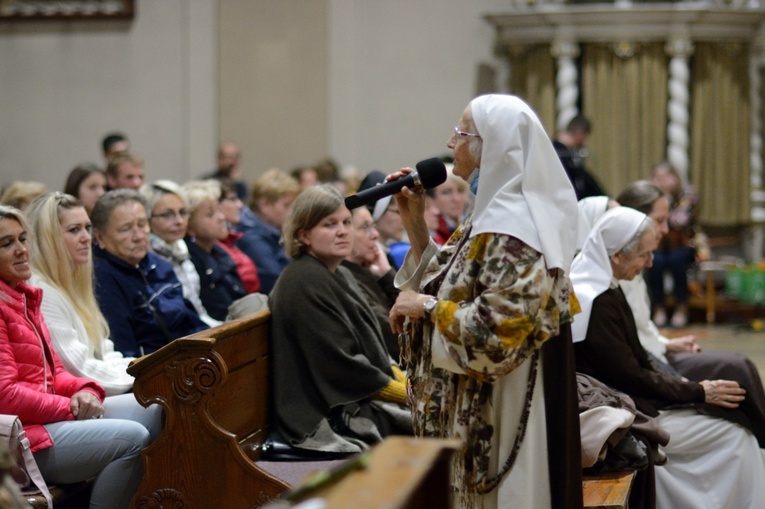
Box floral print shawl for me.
[399,213,578,507]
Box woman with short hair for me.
[140,180,220,327]
[91,189,207,357]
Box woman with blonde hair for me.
[140,180,220,327]
[26,192,134,396]
[0,203,158,509]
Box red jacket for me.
[0,279,105,452]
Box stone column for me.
[551,40,580,132]
[665,35,694,185]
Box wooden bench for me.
[277,436,461,508]
[583,471,635,509]
[127,307,633,508]
[127,308,336,509]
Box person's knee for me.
[112,420,151,455]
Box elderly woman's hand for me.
[666,335,701,353]
[70,391,105,420]
[700,379,746,408]
[389,290,435,334]
[367,243,392,278]
[388,168,431,262]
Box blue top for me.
[185,239,246,321]
[235,207,291,294]
[93,245,208,357]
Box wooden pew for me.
[127,309,310,509]
[583,471,635,509]
[127,307,633,509]
[276,437,461,509]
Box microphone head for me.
[415,158,448,190]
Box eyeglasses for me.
[357,223,377,235]
[151,209,190,221]
[453,126,481,139]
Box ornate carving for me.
[165,354,225,404]
[135,488,187,509]
[613,41,639,59]
[553,40,580,131]
[665,36,693,182]
[253,490,279,508]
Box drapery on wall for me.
[508,44,557,137]
[691,43,751,226]
[581,43,668,199]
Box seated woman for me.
[579,181,765,447]
[181,180,247,322]
[26,192,134,396]
[429,165,468,246]
[140,180,221,327]
[236,169,300,294]
[571,207,765,509]
[63,163,106,216]
[91,189,207,357]
[269,184,411,454]
[215,179,261,294]
[340,205,400,362]
[0,205,153,509]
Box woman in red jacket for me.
[0,205,150,509]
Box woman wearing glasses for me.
[340,205,401,362]
[140,181,220,327]
[388,95,582,508]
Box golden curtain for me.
[690,43,751,226]
[581,43,668,198]
[507,44,556,137]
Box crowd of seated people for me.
[4,121,765,509]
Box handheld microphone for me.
[344,158,447,210]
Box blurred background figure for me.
[237,168,300,294]
[105,152,145,191]
[0,181,48,211]
[429,165,468,246]
[101,132,130,163]
[646,161,709,328]
[553,115,606,200]
[64,163,107,216]
[203,141,248,199]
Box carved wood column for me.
[665,33,694,184]
[552,39,580,131]
[748,25,765,260]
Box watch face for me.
[425,298,437,311]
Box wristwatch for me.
[423,297,438,314]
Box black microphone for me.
[344,158,447,210]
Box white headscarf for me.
[470,94,578,274]
[576,196,610,251]
[570,207,648,342]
